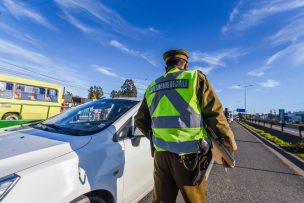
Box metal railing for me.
[242,118,304,139]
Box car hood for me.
[0,127,91,177]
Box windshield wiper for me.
[40,123,81,136]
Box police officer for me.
[135,49,237,203]
[224,108,230,122]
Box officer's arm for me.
[134,97,152,139]
[199,72,237,154]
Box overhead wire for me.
[0,1,114,96]
[0,60,89,89]
[0,64,111,95]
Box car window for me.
[37,99,139,135]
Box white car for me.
[0,98,154,203]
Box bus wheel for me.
[3,113,19,120]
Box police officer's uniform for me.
[135,49,237,203]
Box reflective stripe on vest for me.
[152,136,200,154]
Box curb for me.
[205,159,214,180]
[237,121,304,176]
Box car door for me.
[122,115,154,203]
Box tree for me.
[120,79,137,97]
[65,91,73,96]
[110,79,137,98]
[88,86,104,99]
[110,90,120,98]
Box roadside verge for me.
[237,121,304,176]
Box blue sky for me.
[0,0,303,113]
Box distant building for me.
[63,95,91,109]
[290,111,304,123]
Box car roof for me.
[102,97,142,102]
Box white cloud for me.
[63,11,94,33]
[247,66,270,77]
[222,0,243,34]
[92,65,150,96]
[222,0,304,33]
[266,50,285,65]
[259,80,280,88]
[190,48,245,74]
[0,39,89,94]
[147,27,159,33]
[54,0,157,38]
[93,65,119,78]
[270,14,304,46]
[110,40,137,55]
[0,22,38,46]
[266,42,304,66]
[190,48,244,67]
[0,39,50,64]
[110,40,158,67]
[195,66,215,75]
[229,85,241,89]
[3,0,56,30]
[248,41,304,77]
[215,89,222,93]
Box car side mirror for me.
[133,127,145,138]
[129,127,145,147]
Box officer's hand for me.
[222,158,235,168]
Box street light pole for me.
[245,86,247,112]
[238,84,253,118]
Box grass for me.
[240,121,304,160]
[295,153,304,159]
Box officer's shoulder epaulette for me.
[197,70,208,81]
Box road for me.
[140,122,304,203]
[207,121,304,203]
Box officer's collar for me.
[166,66,183,73]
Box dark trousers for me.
[153,151,207,203]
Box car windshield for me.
[34,99,139,135]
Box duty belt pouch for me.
[192,151,212,185]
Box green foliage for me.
[110,90,120,98]
[111,79,137,98]
[295,153,304,159]
[298,141,304,149]
[120,79,137,97]
[239,121,302,159]
[88,86,104,100]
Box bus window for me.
[47,89,58,102]
[37,88,46,101]
[15,84,46,101]
[0,81,13,99]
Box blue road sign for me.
[237,108,246,113]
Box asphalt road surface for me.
[139,122,304,203]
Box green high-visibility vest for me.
[145,67,209,154]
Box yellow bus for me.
[0,74,64,120]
